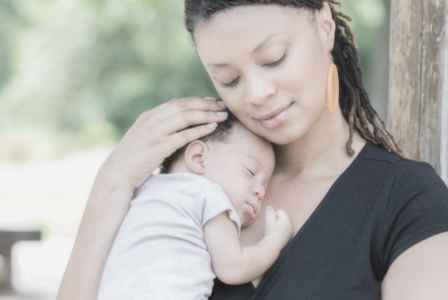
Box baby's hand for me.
[264,206,293,248]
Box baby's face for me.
[203,124,275,227]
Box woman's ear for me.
[318,2,336,52]
[184,140,209,175]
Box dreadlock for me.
[184,0,403,157]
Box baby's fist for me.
[264,206,293,247]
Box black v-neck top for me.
[210,142,448,300]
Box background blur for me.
[0,0,390,298]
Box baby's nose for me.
[253,185,265,200]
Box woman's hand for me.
[57,97,227,300]
[100,96,227,193]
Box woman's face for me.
[194,4,335,145]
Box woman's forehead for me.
[198,3,309,27]
[194,5,314,60]
[204,6,308,33]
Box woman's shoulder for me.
[358,142,445,188]
[358,143,448,268]
[355,143,448,211]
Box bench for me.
[0,227,41,294]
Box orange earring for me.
[326,63,340,114]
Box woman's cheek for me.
[222,94,249,124]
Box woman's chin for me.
[237,110,310,145]
[254,123,308,145]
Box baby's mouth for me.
[246,203,258,220]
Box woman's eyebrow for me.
[251,33,279,56]
[208,62,230,68]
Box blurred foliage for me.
[339,0,387,94]
[0,0,386,160]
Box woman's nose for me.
[244,75,277,105]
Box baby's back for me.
[98,173,240,300]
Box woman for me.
[57,1,448,299]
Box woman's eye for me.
[264,53,287,67]
[222,76,241,88]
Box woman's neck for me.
[273,111,366,179]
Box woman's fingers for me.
[167,122,219,152]
[137,97,226,128]
[159,109,228,135]
[167,97,226,114]
[124,97,224,143]
[100,97,227,191]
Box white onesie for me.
[98,173,241,300]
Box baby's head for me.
[161,109,275,227]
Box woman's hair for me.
[160,107,239,174]
[184,0,403,157]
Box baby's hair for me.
[159,106,239,174]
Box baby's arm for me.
[204,206,293,285]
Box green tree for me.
[0,0,387,159]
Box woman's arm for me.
[56,97,227,300]
[56,172,133,300]
[381,232,448,300]
[204,207,293,285]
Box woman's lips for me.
[257,104,292,129]
[246,203,258,220]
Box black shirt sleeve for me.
[381,160,448,269]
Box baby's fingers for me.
[265,206,278,224]
[167,122,218,152]
[275,210,289,221]
[276,210,292,228]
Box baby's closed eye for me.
[245,167,255,176]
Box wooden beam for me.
[389,0,448,185]
[441,1,448,183]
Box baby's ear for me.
[184,140,209,175]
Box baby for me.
[98,110,293,300]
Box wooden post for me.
[389,0,448,185]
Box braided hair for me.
[184,0,403,157]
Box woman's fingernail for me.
[207,122,218,128]
[217,101,226,107]
[266,206,273,210]
[204,97,216,100]
[217,112,228,117]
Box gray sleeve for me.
[202,184,242,237]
